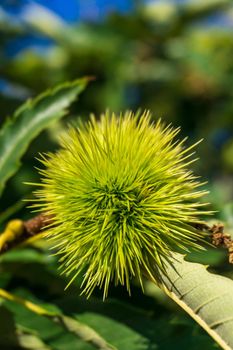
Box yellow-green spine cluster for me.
[32,111,209,298]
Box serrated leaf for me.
[0,78,88,196]
[159,253,233,350]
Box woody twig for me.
[0,214,53,255]
[193,222,233,263]
[0,215,233,263]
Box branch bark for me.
[0,214,53,254]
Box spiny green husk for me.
[32,111,210,298]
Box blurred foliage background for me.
[0,1,233,349]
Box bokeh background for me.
[1,0,233,217]
[0,1,233,349]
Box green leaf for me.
[0,305,19,347]
[55,294,216,350]
[0,305,51,350]
[13,327,52,350]
[6,302,85,350]
[0,78,88,196]
[0,248,52,264]
[54,314,117,350]
[67,313,148,350]
[158,254,233,350]
[0,288,115,350]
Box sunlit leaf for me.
[0,78,88,196]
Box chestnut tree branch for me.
[0,215,233,262]
[0,214,53,254]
